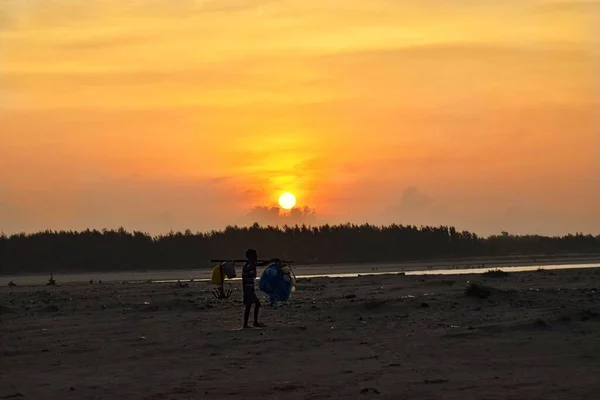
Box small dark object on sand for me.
[47,273,56,286]
[2,393,25,399]
[360,388,380,394]
[465,282,492,299]
[484,269,509,278]
[8,281,17,287]
[533,319,550,329]
[424,379,449,384]
[580,310,599,321]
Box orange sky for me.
[1,0,599,235]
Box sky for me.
[1,0,599,236]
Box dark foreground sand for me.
[2,268,600,399]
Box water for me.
[2,262,599,287]
[295,263,600,279]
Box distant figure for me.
[98,279,102,284]
[8,281,16,287]
[242,249,269,328]
[89,279,94,284]
[47,273,56,286]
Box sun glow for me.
[278,192,297,210]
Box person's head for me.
[246,248,258,262]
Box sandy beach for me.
[2,267,600,399]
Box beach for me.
[2,267,600,399]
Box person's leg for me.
[244,302,252,328]
[253,297,265,327]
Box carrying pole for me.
[210,259,294,264]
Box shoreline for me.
[2,254,600,287]
[2,252,600,276]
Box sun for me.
[278,192,296,210]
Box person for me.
[242,248,272,328]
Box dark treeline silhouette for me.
[1,223,599,274]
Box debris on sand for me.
[464,282,492,299]
[2,393,25,399]
[484,269,509,278]
[424,379,449,384]
[273,381,303,392]
[533,319,550,329]
[558,315,572,323]
[360,387,380,394]
[580,310,599,321]
[39,305,59,313]
[363,299,390,310]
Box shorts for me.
[243,287,260,306]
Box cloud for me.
[384,186,448,226]
[398,186,434,211]
[244,206,318,227]
[534,0,600,14]
[57,33,158,51]
[315,42,585,63]
[198,0,277,14]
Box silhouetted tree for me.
[0,225,598,274]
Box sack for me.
[258,262,293,303]
[222,262,236,279]
[210,264,223,285]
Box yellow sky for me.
[1,0,599,235]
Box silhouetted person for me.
[47,273,56,286]
[98,279,102,284]
[89,279,93,284]
[242,249,269,328]
[8,281,16,287]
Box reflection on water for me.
[2,263,599,286]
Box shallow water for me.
[2,262,598,287]
[295,262,600,279]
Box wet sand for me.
[2,267,600,399]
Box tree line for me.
[1,223,599,274]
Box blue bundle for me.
[258,262,293,304]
